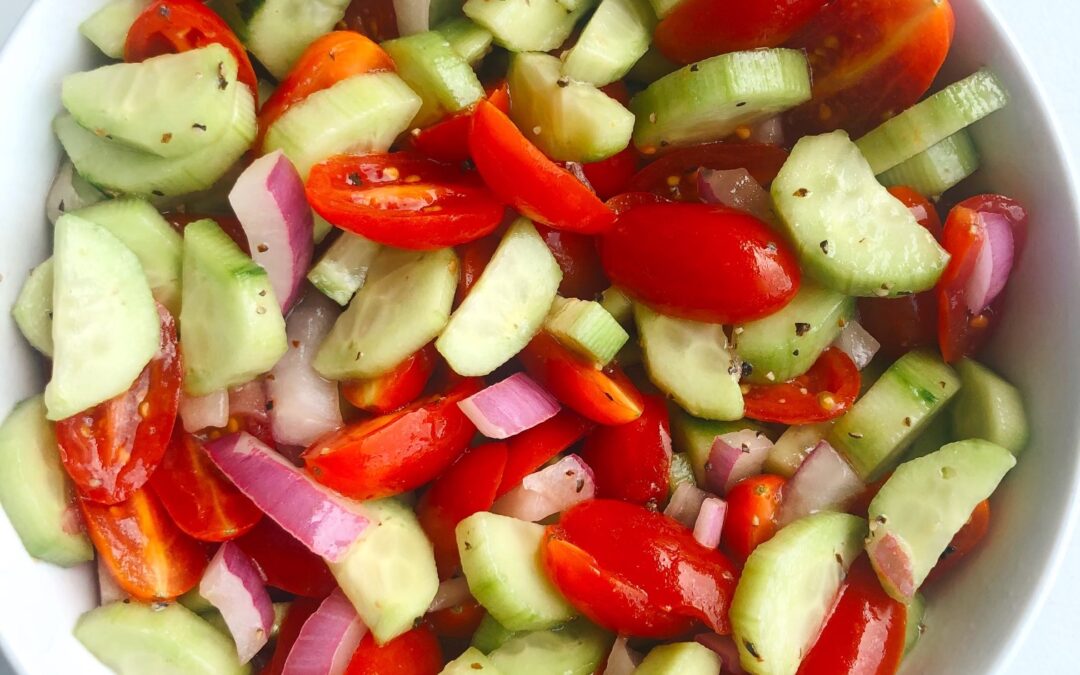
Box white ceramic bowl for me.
[1,1,1079,673]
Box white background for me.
[0,1,1076,673]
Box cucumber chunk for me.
[630,49,810,152]
[867,440,1015,601]
[74,602,249,675]
[487,619,613,675]
[473,613,520,653]
[45,215,160,420]
[442,647,502,674]
[733,283,853,384]
[263,73,422,178]
[669,406,764,484]
[771,131,950,297]
[0,397,93,566]
[763,422,834,479]
[951,358,1028,454]
[437,219,562,376]
[464,0,584,53]
[12,260,55,357]
[856,69,1009,175]
[561,0,656,87]
[329,499,439,643]
[636,642,722,675]
[830,350,960,481]
[180,219,287,396]
[315,247,458,380]
[599,286,634,327]
[307,232,383,306]
[383,31,485,128]
[877,130,980,198]
[437,17,494,66]
[730,512,866,675]
[79,0,151,59]
[635,304,744,421]
[55,87,256,198]
[647,0,684,19]
[544,297,629,367]
[905,593,926,654]
[508,53,634,163]
[237,0,351,78]
[62,45,240,158]
[457,512,576,631]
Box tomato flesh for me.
[579,147,638,201]
[345,625,443,675]
[410,84,511,163]
[627,142,788,202]
[342,0,399,42]
[722,474,786,562]
[742,348,861,425]
[341,344,437,414]
[579,396,671,506]
[498,410,595,496]
[426,598,486,639]
[926,499,991,583]
[234,517,337,597]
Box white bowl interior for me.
[1,1,1078,673]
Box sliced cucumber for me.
[561,0,656,87]
[0,397,92,566]
[463,0,584,53]
[626,45,678,85]
[62,45,240,158]
[636,642,722,675]
[383,31,485,128]
[905,593,926,655]
[12,260,54,357]
[437,17,494,66]
[763,422,834,479]
[771,130,950,297]
[74,602,248,675]
[668,451,696,491]
[630,49,810,152]
[544,297,629,367]
[55,87,256,198]
[635,304,743,421]
[508,53,634,163]
[867,440,1015,601]
[733,283,854,384]
[315,246,458,380]
[877,130,980,198]
[457,512,576,631]
[829,350,960,481]
[79,0,151,59]
[329,499,439,643]
[307,232,383,306]
[45,215,160,420]
[437,219,562,376]
[599,286,634,327]
[856,69,1009,175]
[442,647,502,674]
[180,219,287,396]
[263,73,422,178]
[669,406,764,484]
[487,620,613,675]
[647,0,684,19]
[473,613,520,653]
[730,512,865,675]
[237,0,351,78]
[951,358,1028,454]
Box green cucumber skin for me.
[240,0,351,79]
[561,0,656,87]
[487,620,613,675]
[12,260,55,357]
[436,17,495,66]
[877,129,980,198]
[79,0,152,59]
[472,613,520,653]
[382,31,485,128]
[951,358,1029,454]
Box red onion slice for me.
[283,588,367,675]
[200,541,275,663]
[663,483,710,529]
[692,497,727,549]
[229,150,314,312]
[602,636,642,675]
[697,168,777,225]
[491,454,596,521]
[831,320,880,371]
[965,211,1016,315]
[777,440,864,527]
[457,373,561,440]
[695,633,747,674]
[180,390,229,433]
[705,430,774,495]
[97,557,128,605]
[204,432,369,562]
[427,577,473,613]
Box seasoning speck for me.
[256,243,269,253]
[793,187,809,198]
[795,322,811,336]
[161,132,173,144]
[848,431,864,439]
[819,239,832,254]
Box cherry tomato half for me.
[426,598,486,639]
[342,0,399,42]
[498,410,595,496]
[344,625,443,675]
[627,142,788,202]
[234,517,336,598]
[410,84,511,163]
[722,474,786,562]
[926,499,991,584]
[536,225,609,300]
[341,344,437,414]
[455,232,503,305]
[579,396,671,506]
[742,348,861,424]
[579,148,639,201]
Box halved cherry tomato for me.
[416,443,508,578]
[579,396,671,506]
[80,487,208,601]
[341,344,437,414]
[742,348,861,424]
[257,32,394,150]
[261,597,322,675]
[519,332,645,426]
[303,378,482,499]
[627,142,788,202]
[656,0,828,64]
[469,100,616,234]
[426,598,486,639]
[342,0,399,42]
[56,305,182,504]
[306,152,505,250]
[498,410,595,496]
[148,431,263,541]
[234,517,336,597]
[722,474,786,562]
[887,185,944,240]
[599,201,801,323]
[410,84,511,163]
[784,0,955,138]
[579,147,638,200]
[536,225,609,300]
[543,499,739,637]
[797,556,907,675]
[455,232,502,306]
[125,0,257,94]
[926,499,991,583]
[937,195,1028,362]
[344,625,443,675]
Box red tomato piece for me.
[455,232,502,305]
[599,201,801,323]
[261,597,323,675]
[344,625,443,675]
[579,148,638,200]
[341,344,437,414]
[498,410,595,496]
[469,100,616,234]
[410,83,511,163]
[303,378,482,499]
[887,185,944,240]
[80,487,208,601]
[798,557,907,675]
[426,598,486,639]
[519,332,645,426]
[56,305,182,504]
[342,0,399,42]
[925,499,991,583]
[742,348,861,425]
[627,142,788,202]
[579,396,671,506]
[722,474,786,562]
[535,225,609,300]
[234,518,336,597]
[125,0,257,93]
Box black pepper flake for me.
[820,239,832,254]
[659,140,669,148]
[461,159,476,172]
[792,349,800,357]
[835,553,844,565]
[265,400,274,411]
[793,187,809,197]
[903,416,912,427]
[346,172,362,186]
[604,392,614,401]
[939,380,947,388]
[58,199,65,213]
[744,640,762,661]
[848,431,864,439]
[795,322,811,336]
[257,243,269,253]
[463,541,473,551]
[942,544,957,557]
[736,101,747,107]
[690,64,700,72]
[728,361,741,377]
[192,123,207,131]
[575,478,585,493]
[557,77,570,88]
[740,361,754,379]
[152,190,165,197]
[217,62,228,90]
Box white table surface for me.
[0,1,1077,673]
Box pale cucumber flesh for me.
[951,358,1028,454]
[12,260,55,357]
[382,31,485,128]
[561,0,655,87]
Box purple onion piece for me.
[199,541,274,663]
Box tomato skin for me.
[627,142,788,202]
[455,232,502,305]
[656,0,828,64]
[535,225,609,300]
[341,344,437,414]
[599,202,801,324]
[925,499,991,583]
[342,0,399,42]
[80,487,208,601]
[303,378,482,499]
[426,598,486,639]
[56,305,182,504]
[498,410,595,496]
[797,557,907,675]
[410,84,511,163]
[519,332,645,426]
[469,100,616,234]
[579,148,638,200]
[261,597,323,675]
[234,517,337,597]
[345,625,443,675]
[579,396,671,506]
[742,348,861,425]
[722,474,786,562]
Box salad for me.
[0,0,1032,673]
